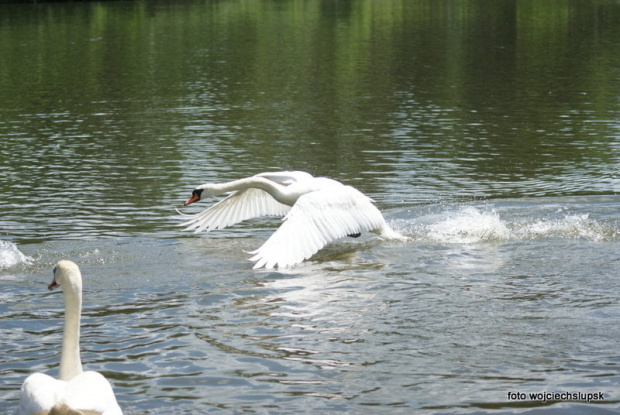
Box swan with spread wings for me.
[179,171,400,269]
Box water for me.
[1,1,620,414]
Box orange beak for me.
[184,194,201,206]
[48,279,59,290]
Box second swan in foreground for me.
[179,171,402,269]
[19,260,123,415]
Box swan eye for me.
[53,266,57,275]
[193,189,203,198]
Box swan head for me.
[183,188,204,206]
[49,260,82,292]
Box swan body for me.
[179,171,399,269]
[19,260,123,415]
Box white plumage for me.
[179,171,399,269]
[18,260,123,415]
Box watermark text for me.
[507,391,605,403]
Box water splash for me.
[0,241,32,269]
[400,205,617,244]
[512,213,612,241]
[426,207,510,243]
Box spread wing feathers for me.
[179,188,291,233]
[249,186,386,269]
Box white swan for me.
[18,260,123,415]
[179,171,401,269]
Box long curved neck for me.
[59,283,83,381]
[211,177,297,205]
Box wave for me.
[0,241,33,269]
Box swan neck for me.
[59,283,83,381]
[215,177,292,205]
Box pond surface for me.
[1,1,619,414]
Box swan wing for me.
[64,371,123,415]
[249,186,386,269]
[19,373,64,415]
[180,188,291,233]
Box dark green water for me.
[1,1,619,414]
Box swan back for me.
[254,170,314,184]
[20,371,122,415]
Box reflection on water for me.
[1,0,620,414]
